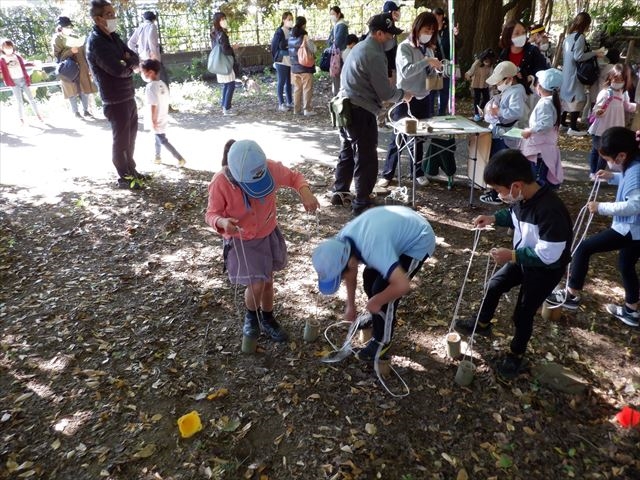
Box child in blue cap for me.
[312,206,436,361]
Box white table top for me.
[393,115,491,137]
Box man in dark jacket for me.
[86,0,144,189]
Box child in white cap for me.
[520,68,563,187]
[480,60,527,205]
[205,140,319,344]
[312,206,436,361]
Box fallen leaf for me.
[132,443,156,459]
[207,388,229,400]
[151,414,163,422]
[457,468,469,480]
[51,439,61,450]
[496,454,513,469]
[441,452,455,466]
[365,423,377,435]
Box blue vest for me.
[615,158,640,225]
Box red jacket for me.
[0,53,30,87]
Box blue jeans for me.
[589,135,606,174]
[274,63,292,106]
[155,133,183,159]
[221,81,235,110]
[10,76,41,120]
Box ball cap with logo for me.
[57,16,73,27]
[312,238,352,295]
[382,1,401,13]
[227,140,275,199]
[485,61,519,85]
[368,13,403,35]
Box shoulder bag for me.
[298,38,315,68]
[572,33,599,86]
[207,43,234,75]
[56,57,79,83]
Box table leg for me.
[469,133,479,206]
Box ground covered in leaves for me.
[1,75,639,480]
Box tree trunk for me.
[455,0,503,70]
[504,0,534,23]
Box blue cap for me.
[312,238,351,295]
[536,68,562,91]
[227,140,275,199]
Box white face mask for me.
[220,19,228,29]
[607,160,622,172]
[539,42,550,52]
[330,15,337,24]
[512,35,527,48]
[383,37,395,51]
[62,27,73,35]
[106,18,117,33]
[611,82,624,90]
[284,20,293,28]
[499,184,524,204]
[419,34,432,44]
[497,82,509,92]
[2,48,14,55]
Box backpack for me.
[571,33,599,85]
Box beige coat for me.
[52,32,97,98]
[465,60,493,89]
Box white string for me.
[448,228,483,334]
[463,254,497,364]
[547,179,601,309]
[231,228,263,323]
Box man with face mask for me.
[455,149,572,380]
[330,13,412,216]
[86,0,144,189]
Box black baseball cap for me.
[368,13,403,35]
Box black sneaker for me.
[480,189,502,205]
[330,191,352,206]
[454,318,492,336]
[116,177,143,190]
[259,316,289,342]
[495,353,527,380]
[242,313,259,338]
[83,110,93,119]
[355,338,390,362]
[545,289,580,310]
[605,304,640,327]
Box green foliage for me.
[592,0,640,35]
[0,2,62,59]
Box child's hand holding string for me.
[299,186,320,212]
[218,217,241,234]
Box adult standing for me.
[327,6,349,96]
[86,0,144,189]
[529,23,553,67]
[288,16,316,116]
[497,20,548,96]
[432,6,459,116]
[312,206,436,361]
[378,12,442,188]
[128,11,170,87]
[559,12,605,136]
[211,12,238,116]
[331,13,412,216]
[52,16,97,119]
[270,11,294,112]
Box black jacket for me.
[270,27,288,62]
[499,43,548,95]
[211,29,239,76]
[85,26,138,105]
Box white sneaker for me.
[222,109,236,116]
[303,110,317,116]
[377,178,391,188]
[277,104,288,112]
[567,128,587,137]
[416,176,429,186]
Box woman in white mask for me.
[497,20,547,98]
[270,11,294,111]
[326,6,349,95]
[52,16,97,119]
[210,12,238,116]
[378,12,442,189]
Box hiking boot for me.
[480,189,502,205]
[355,338,390,362]
[545,289,580,310]
[495,353,527,380]
[259,316,289,342]
[242,313,260,338]
[605,304,640,327]
[454,318,492,337]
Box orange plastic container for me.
[177,410,203,438]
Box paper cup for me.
[446,332,462,359]
[241,335,257,354]
[541,301,562,321]
[405,118,417,134]
[454,360,475,386]
[303,319,320,342]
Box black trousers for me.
[362,254,426,344]
[569,228,640,304]
[381,97,429,180]
[334,105,378,210]
[104,99,138,179]
[477,262,564,355]
[473,88,490,111]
